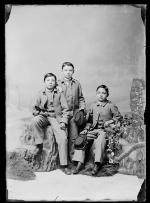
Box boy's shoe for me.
[91,163,102,176]
[72,162,84,174]
[61,166,72,175]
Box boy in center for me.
[58,62,86,169]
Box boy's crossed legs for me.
[72,129,106,175]
[30,115,71,174]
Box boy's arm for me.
[32,92,41,116]
[78,82,86,111]
[110,103,123,123]
[104,104,122,128]
[60,92,70,125]
[84,105,93,130]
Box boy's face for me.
[45,76,56,90]
[62,65,74,79]
[96,87,108,102]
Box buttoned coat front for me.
[32,88,69,124]
[57,78,86,112]
[85,100,122,130]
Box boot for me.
[91,162,102,176]
[72,162,84,174]
[60,165,72,175]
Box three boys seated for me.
[30,62,122,175]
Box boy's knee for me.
[59,134,68,145]
[96,132,106,144]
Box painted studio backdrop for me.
[6,5,145,116]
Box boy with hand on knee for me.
[72,85,122,175]
[31,73,71,174]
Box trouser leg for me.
[92,130,106,163]
[48,117,68,166]
[30,115,49,145]
[72,150,85,163]
[73,130,106,164]
[68,117,78,161]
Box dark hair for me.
[96,85,109,97]
[44,73,57,82]
[62,62,74,72]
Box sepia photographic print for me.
[5,4,146,201]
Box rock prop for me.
[19,123,59,172]
[115,78,146,178]
[7,121,59,180]
[115,118,146,178]
[130,78,145,117]
[6,151,36,181]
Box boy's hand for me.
[104,121,109,127]
[80,129,88,135]
[60,122,66,130]
[104,120,114,127]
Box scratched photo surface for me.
[6,5,146,201]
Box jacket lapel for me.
[40,90,48,108]
[91,103,100,128]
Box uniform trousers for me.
[30,115,68,166]
[68,116,78,162]
[72,129,106,164]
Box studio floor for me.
[7,169,144,201]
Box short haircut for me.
[96,85,109,97]
[62,62,74,72]
[44,73,57,82]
